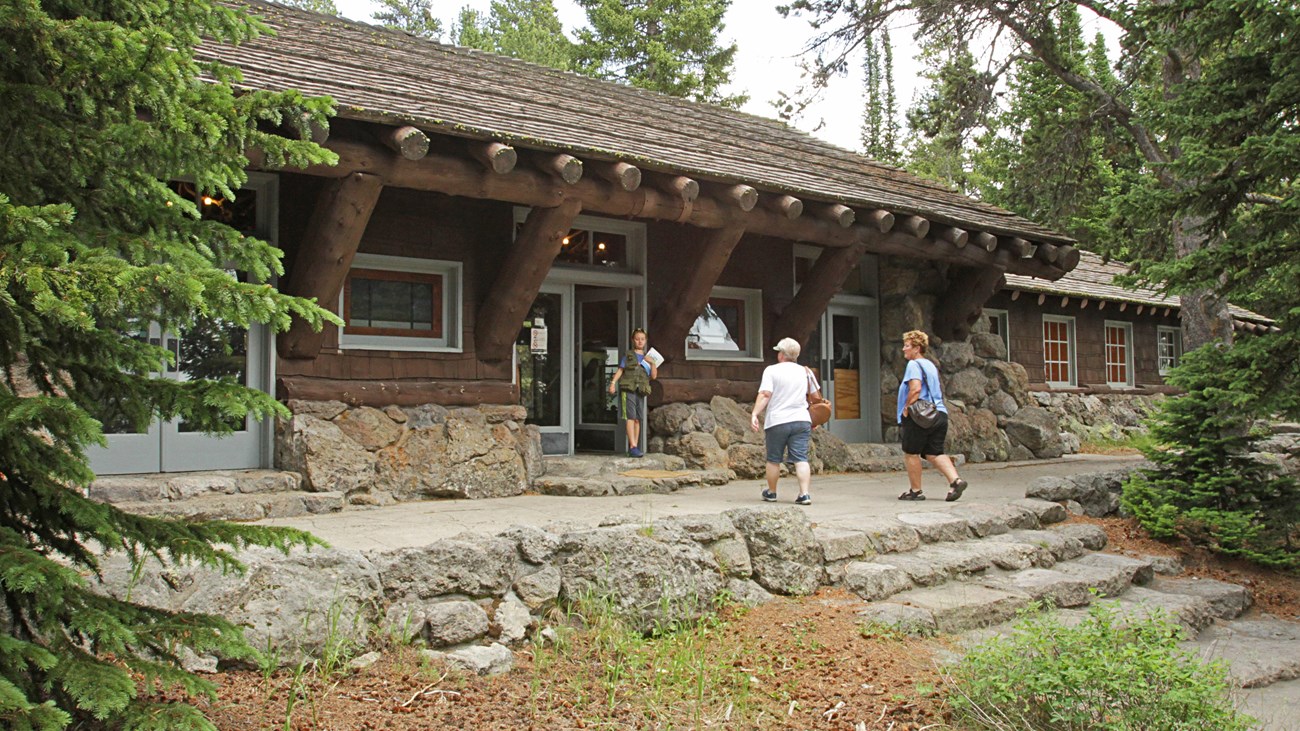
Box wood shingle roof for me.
[205,0,1073,246]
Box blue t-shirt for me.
[896,358,948,424]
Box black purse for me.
[908,366,942,428]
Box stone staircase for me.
[89,470,343,521]
[821,501,1300,730]
[533,453,733,496]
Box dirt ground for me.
[182,515,1300,730]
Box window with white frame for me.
[1104,321,1134,387]
[686,286,763,360]
[339,253,462,352]
[985,308,1010,357]
[1042,315,1076,387]
[513,209,646,272]
[1157,326,1183,375]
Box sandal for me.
[898,489,926,501]
[945,478,968,502]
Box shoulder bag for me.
[805,367,831,428]
[908,364,941,429]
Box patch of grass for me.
[944,601,1254,730]
[526,591,764,727]
[1078,430,1154,455]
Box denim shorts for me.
[764,420,812,464]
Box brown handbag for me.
[805,367,831,427]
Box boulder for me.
[334,406,403,451]
[552,525,725,634]
[726,507,823,595]
[1004,406,1065,458]
[276,415,377,494]
[372,537,517,600]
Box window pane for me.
[688,298,744,351]
[346,270,442,337]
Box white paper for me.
[643,347,664,367]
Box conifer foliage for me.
[0,2,335,728]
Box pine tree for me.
[574,0,747,107]
[0,2,335,728]
[373,0,443,40]
[454,0,576,71]
[859,30,900,164]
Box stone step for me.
[115,490,344,522]
[90,470,303,505]
[1186,617,1300,689]
[536,453,732,496]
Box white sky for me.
[329,0,914,152]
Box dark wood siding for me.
[986,291,1179,391]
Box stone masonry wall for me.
[275,401,544,504]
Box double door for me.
[517,284,638,455]
[87,319,269,474]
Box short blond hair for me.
[773,337,801,359]
[902,330,929,355]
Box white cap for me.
[773,337,801,358]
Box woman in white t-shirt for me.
[750,337,818,506]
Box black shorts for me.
[900,412,949,457]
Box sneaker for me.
[945,478,968,502]
[794,494,812,506]
[761,489,777,502]
[628,447,643,458]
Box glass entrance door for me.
[575,287,629,453]
[810,300,880,442]
[88,318,267,474]
[517,286,572,455]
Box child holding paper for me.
[608,328,660,457]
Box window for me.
[985,308,1010,356]
[1104,321,1134,387]
[513,209,645,272]
[686,286,763,360]
[339,253,461,351]
[1157,326,1183,375]
[1042,315,1076,387]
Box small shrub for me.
[944,602,1253,730]
[1122,344,1299,569]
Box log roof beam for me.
[378,125,429,160]
[475,198,584,361]
[286,139,1072,280]
[469,140,517,174]
[589,160,641,191]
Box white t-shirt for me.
[758,361,814,428]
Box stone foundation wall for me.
[275,400,544,504]
[1031,391,1166,447]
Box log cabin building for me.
[987,250,1274,395]
[90,1,1083,490]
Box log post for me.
[763,194,803,219]
[862,208,894,233]
[469,141,517,174]
[933,249,1012,341]
[897,215,930,239]
[773,241,869,350]
[816,203,855,228]
[588,160,642,191]
[538,152,583,184]
[648,225,746,362]
[475,198,584,361]
[380,125,429,160]
[278,172,385,359]
[974,231,998,251]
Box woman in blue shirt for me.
[896,330,968,501]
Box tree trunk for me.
[1172,213,1234,350]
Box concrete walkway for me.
[259,454,1144,550]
